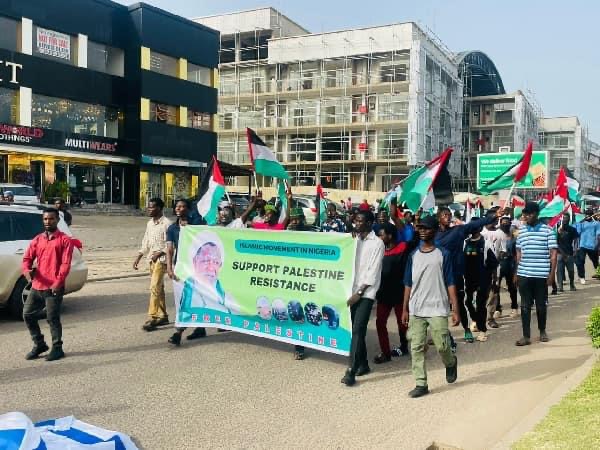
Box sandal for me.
[373,352,392,364]
[476,332,488,342]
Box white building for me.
[195,8,463,192]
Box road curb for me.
[491,350,599,450]
[88,273,149,282]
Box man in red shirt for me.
[22,208,74,361]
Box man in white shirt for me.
[341,210,385,387]
[133,197,172,331]
[481,216,503,327]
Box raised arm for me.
[239,192,259,224]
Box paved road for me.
[1,275,598,449]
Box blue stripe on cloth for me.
[0,429,25,450]
[53,429,127,450]
[35,419,56,427]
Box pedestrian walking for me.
[167,199,207,346]
[341,210,385,386]
[515,202,558,346]
[574,209,600,284]
[373,222,410,364]
[556,213,578,292]
[481,218,503,327]
[54,198,72,226]
[493,216,519,318]
[22,208,74,361]
[401,215,459,398]
[133,197,172,331]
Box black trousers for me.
[23,288,63,347]
[575,248,599,278]
[494,262,518,311]
[348,297,374,374]
[465,270,491,332]
[518,277,547,339]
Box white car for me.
[0,204,88,319]
[0,183,39,203]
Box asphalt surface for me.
[1,274,598,449]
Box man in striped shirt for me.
[515,202,558,346]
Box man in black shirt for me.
[54,198,72,226]
[557,213,578,292]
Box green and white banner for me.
[173,226,357,355]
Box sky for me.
[116,0,600,140]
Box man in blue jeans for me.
[556,213,578,292]
[574,209,600,284]
[515,202,558,346]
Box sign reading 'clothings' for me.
[174,226,357,355]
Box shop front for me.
[0,122,135,204]
[139,154,204,208]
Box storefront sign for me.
[36,27,71,60]
[64,138,117,153]
[0,122,128,157]
[0,60,22,85]
[0,124,44,143]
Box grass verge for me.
[513,359,600,449]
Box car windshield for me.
[0,211,44,242]
[4,186,36,196]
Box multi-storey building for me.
[195,8,462,193]
[0,0,218,207]
[539,117,600,192]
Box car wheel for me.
[8,277,32,320]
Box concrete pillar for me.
[18,86,32,126]
[20,18,33,55]
[77,34,88,68]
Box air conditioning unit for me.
[498,146,511,153]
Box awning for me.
[0,142,135,164]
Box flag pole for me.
[504,182,516,210]
[252,170,260,193]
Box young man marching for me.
[402,215,459,398]
[22,208,74,361]
[515,202,558,346]
[341,210,385,387]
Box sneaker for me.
[355,365,371,377]
[510,309,519,318]
[540,331,549,342]
[25,342,49,360]
[580,278,586,285]
[476,332,488,342]
[570,285,577,292]
[187,328,207,340]
[446,356,458,383]
[409,385,429,398]
[487,319,500,329]
[469,322,479,333]
[391,345,409,357]
[373,353,392,364]
[142,319,158,331]
[464,330,474,343]
[168,332,182,346]
[341,369,356,386]
[45,346,65,362]
[493,310,502,319]
[515,337,531,346]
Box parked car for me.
[0,183,38,204]
[268,194,333,225]
[0,204,88,320]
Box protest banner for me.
[174,226,357,355]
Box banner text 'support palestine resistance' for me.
[174,226,357,355]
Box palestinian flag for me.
[479,141,533,194]
[512,196,525,218]
[247,128,289,179]
[539,169,569,225]
[197,156,226,225]
[399,147,453,212]
[464,198,476,222]
[564,167,581,204]
[381,183,402,212]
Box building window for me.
[0,87,17,123]
[493,128,513,151]
[32,25,74,64]
[149,102,177,125]
[187,110,211,130]
[31,93,123,138]
[187,62,211,86]
[149,51,178,77]
[0,16,18,51]
[378,129,408,158]
[378,94,408,121]
[88,41,124,77]
[495,110,513,124]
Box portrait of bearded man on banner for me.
[177,231,242,320]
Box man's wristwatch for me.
[357,289,364,297]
